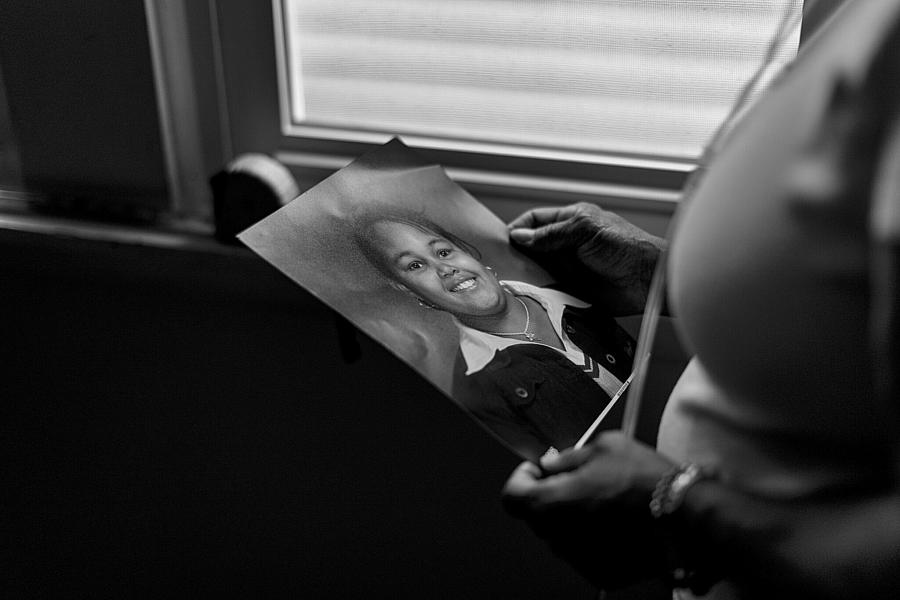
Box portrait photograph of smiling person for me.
[239,138,634,462]
[352,210,635,461]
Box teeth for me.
[451,278,475,292]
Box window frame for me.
[204,1,837,219]
[212,0,699,217]
[0,1,829,226]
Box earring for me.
[417,298,436,309]
[486,265,500,279]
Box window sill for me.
[0,197,320,310]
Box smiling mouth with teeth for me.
[450,278,476,292]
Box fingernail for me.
[509,228,534,243]
[539,446,559,469]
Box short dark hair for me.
[351,209,482,284]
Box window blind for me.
[278,0,802,159]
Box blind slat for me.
[282,0,802,158]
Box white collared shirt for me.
[455,280,623,397]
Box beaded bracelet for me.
[649,463,719,594]
[650,463,709,518]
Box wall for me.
[0,2,168,212]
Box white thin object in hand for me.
[574,360,643,449]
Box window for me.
[0,1,805,224]
[0,0,820,229]
[275,0,802,159]
[213,0,804,220]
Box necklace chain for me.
[486,296,538,341]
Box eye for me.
[437,248,452,258]
[406,260,423,271]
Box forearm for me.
[674,479,900,598]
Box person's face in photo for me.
[372,220,507,318]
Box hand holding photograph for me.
[238,139,634,463]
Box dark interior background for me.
[0,0,701,595]
[2,227,685,598]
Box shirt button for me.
[565,324,575,334]
[514,387,529,398]
[605,353,616,364]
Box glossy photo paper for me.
[239,139,632,462]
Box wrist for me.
[650,463,721,594]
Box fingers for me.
[502,458,586,520]
[505,460,544,491]
[503,451,602,522]
[539,445,594,475]
[507,206,576,231]
[508,203,601,254]
[511,220,578,252]
[539,431,632,475]
[501,461,545,518]
[507,226,536,245]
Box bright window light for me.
[276,0,802,159]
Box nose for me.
[437,262,458,278]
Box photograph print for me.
[239,139,635,463]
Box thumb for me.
[539,445,593,475]
[509,220,575,253]
[508,227,536,245]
